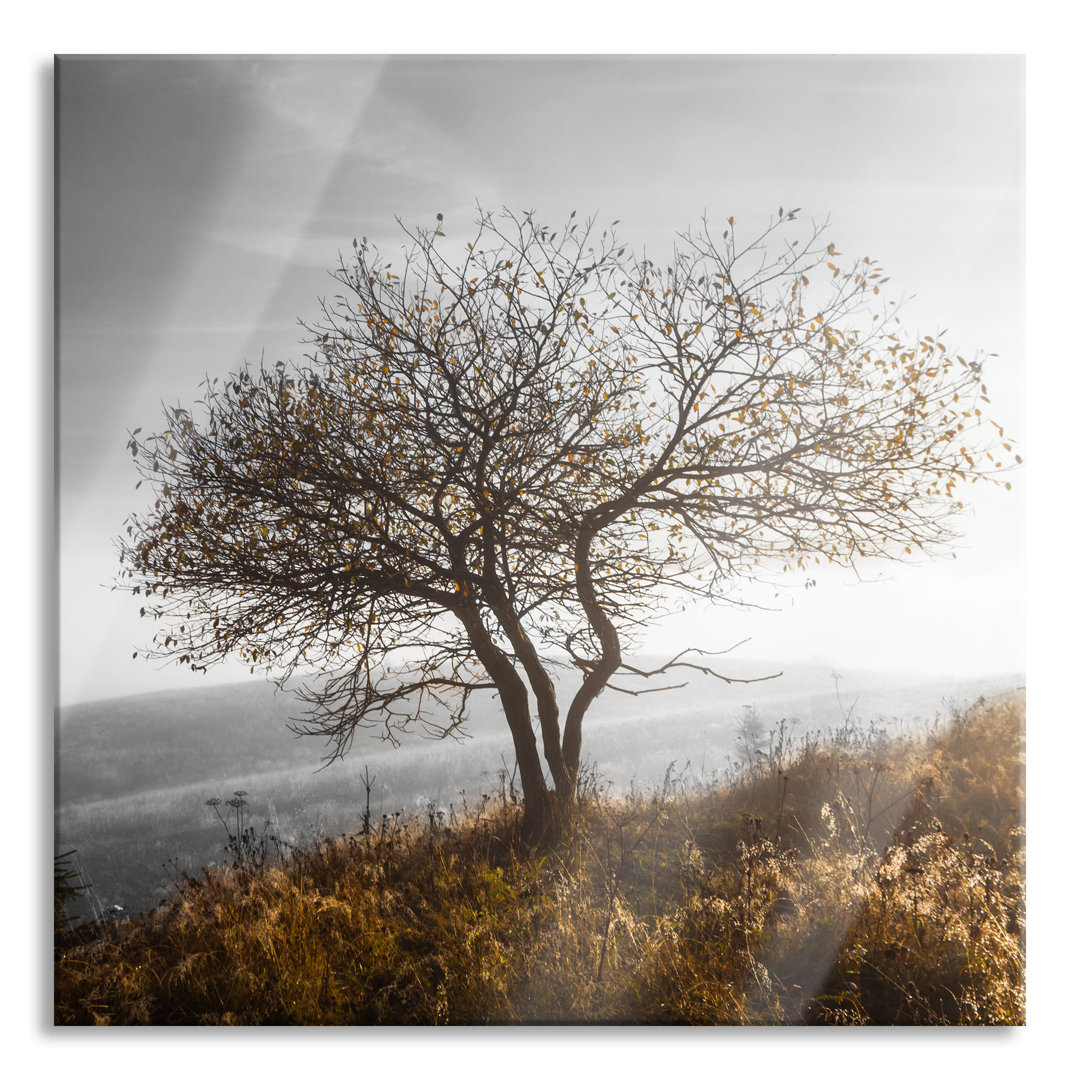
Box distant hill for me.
[58,660,1023,805]
[58,681,323,806]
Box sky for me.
[57,54,1026,706]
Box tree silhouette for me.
[119,207,1015,838]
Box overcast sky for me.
[57,55,1025,705]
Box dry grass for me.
[54,691,1024,1025]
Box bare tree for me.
[118,207,1015,839]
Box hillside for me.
[56,663,1021,919]
[55,691,1025,1025]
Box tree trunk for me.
[562,530,622,781]
[481,536,573,804]
[491,607,573,803]
[457,605,553,841]
[502,690,554,842]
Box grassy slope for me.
[56,666,1020,919]
[54,692,1024,1025]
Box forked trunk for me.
[481,537,573,804]
[457,604,555,842]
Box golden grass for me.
[54,692,1024,1025]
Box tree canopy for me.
[119,207,1015,837]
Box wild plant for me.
[205,790,286,872]
[359,765,375,836]
[496,754,520,808]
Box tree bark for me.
[562,528,622,781]
[457,605,553,841]
[489,601,572,801]
[481,534,573,806]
